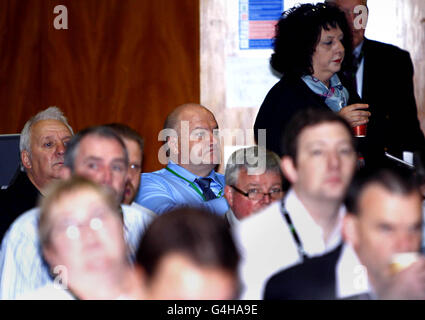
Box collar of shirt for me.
[353,40,364,60]
[284,189,344,256]
[166,160,223,193]
[336,243,376,299]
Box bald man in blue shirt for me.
[135,104,229,215]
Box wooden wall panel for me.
[0,0,42,133]
[0,0,200,173]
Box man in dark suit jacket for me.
[264,168,425,300]
[327,0,425,169]
[0,107,73,242]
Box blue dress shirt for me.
[135,161,229,215]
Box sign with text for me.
[239,0,283,49]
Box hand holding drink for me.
[338,104,370,137]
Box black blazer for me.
[357,38,425,168]
[264,244,343,300]
[254,75,360,157]
[0,170,41,243]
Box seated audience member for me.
[105,123,155,215]
[265,168,425,300]
[136,208,240,299]
[223,146,287,227]
[234,108,357,299]
[135,103,228,215]
[20,177,144,299]
[0,106,73,242]
[0,126,154,299]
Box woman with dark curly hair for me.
[254,3,370,156]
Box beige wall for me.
[397,0,425,134]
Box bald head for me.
[164,103,221,177]
[164,104,215,132]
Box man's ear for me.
[224,185,233,208]
[342,214,359,247]
[21,150,32,170]
[168,136,179,157]
[280,156,298,184]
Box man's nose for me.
[260,193,272,205]
[56,142,66,156]
[327,152,341,169]
[101,168,113,186]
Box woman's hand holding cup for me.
[339,104,370,137]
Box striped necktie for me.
[194,178,217,201]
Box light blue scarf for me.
[301,74,349,112]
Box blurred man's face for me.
[73,135,128,202]
[225,169,283,220]
[283,122,356,204]
[144,253,237,300]
[43,188,127,285]
[23,119,72,190]
[333,0,367,48]
[122,138,142,204]
[345,184,422,286]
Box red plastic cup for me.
[353,124,367,137]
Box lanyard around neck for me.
[165,166,223,201]
[280,199,309,262]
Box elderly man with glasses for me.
[223,146,286,227]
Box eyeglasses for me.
[231,185,283,201]
[51,211,113,241]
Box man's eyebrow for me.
[82,156,103,162]
[111,158,127,163]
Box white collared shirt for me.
[336,243,375,299]
[354,41,365,98]
[234,188,344,299]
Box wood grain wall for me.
[0,0,200,172]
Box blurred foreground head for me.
[136,208,240,299]
[39,176,143,299]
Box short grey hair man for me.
[0,106,74,243]
[224,146,286,225]
[20,106,74,169]
[225,146,282,186]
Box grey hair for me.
[19,106,73,170]
[225,146,282,186]
[20,106,73,153]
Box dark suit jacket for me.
[254,75,360,157]
[264,244,343,300]
[357,39,425,169]
[0,170,40,243]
